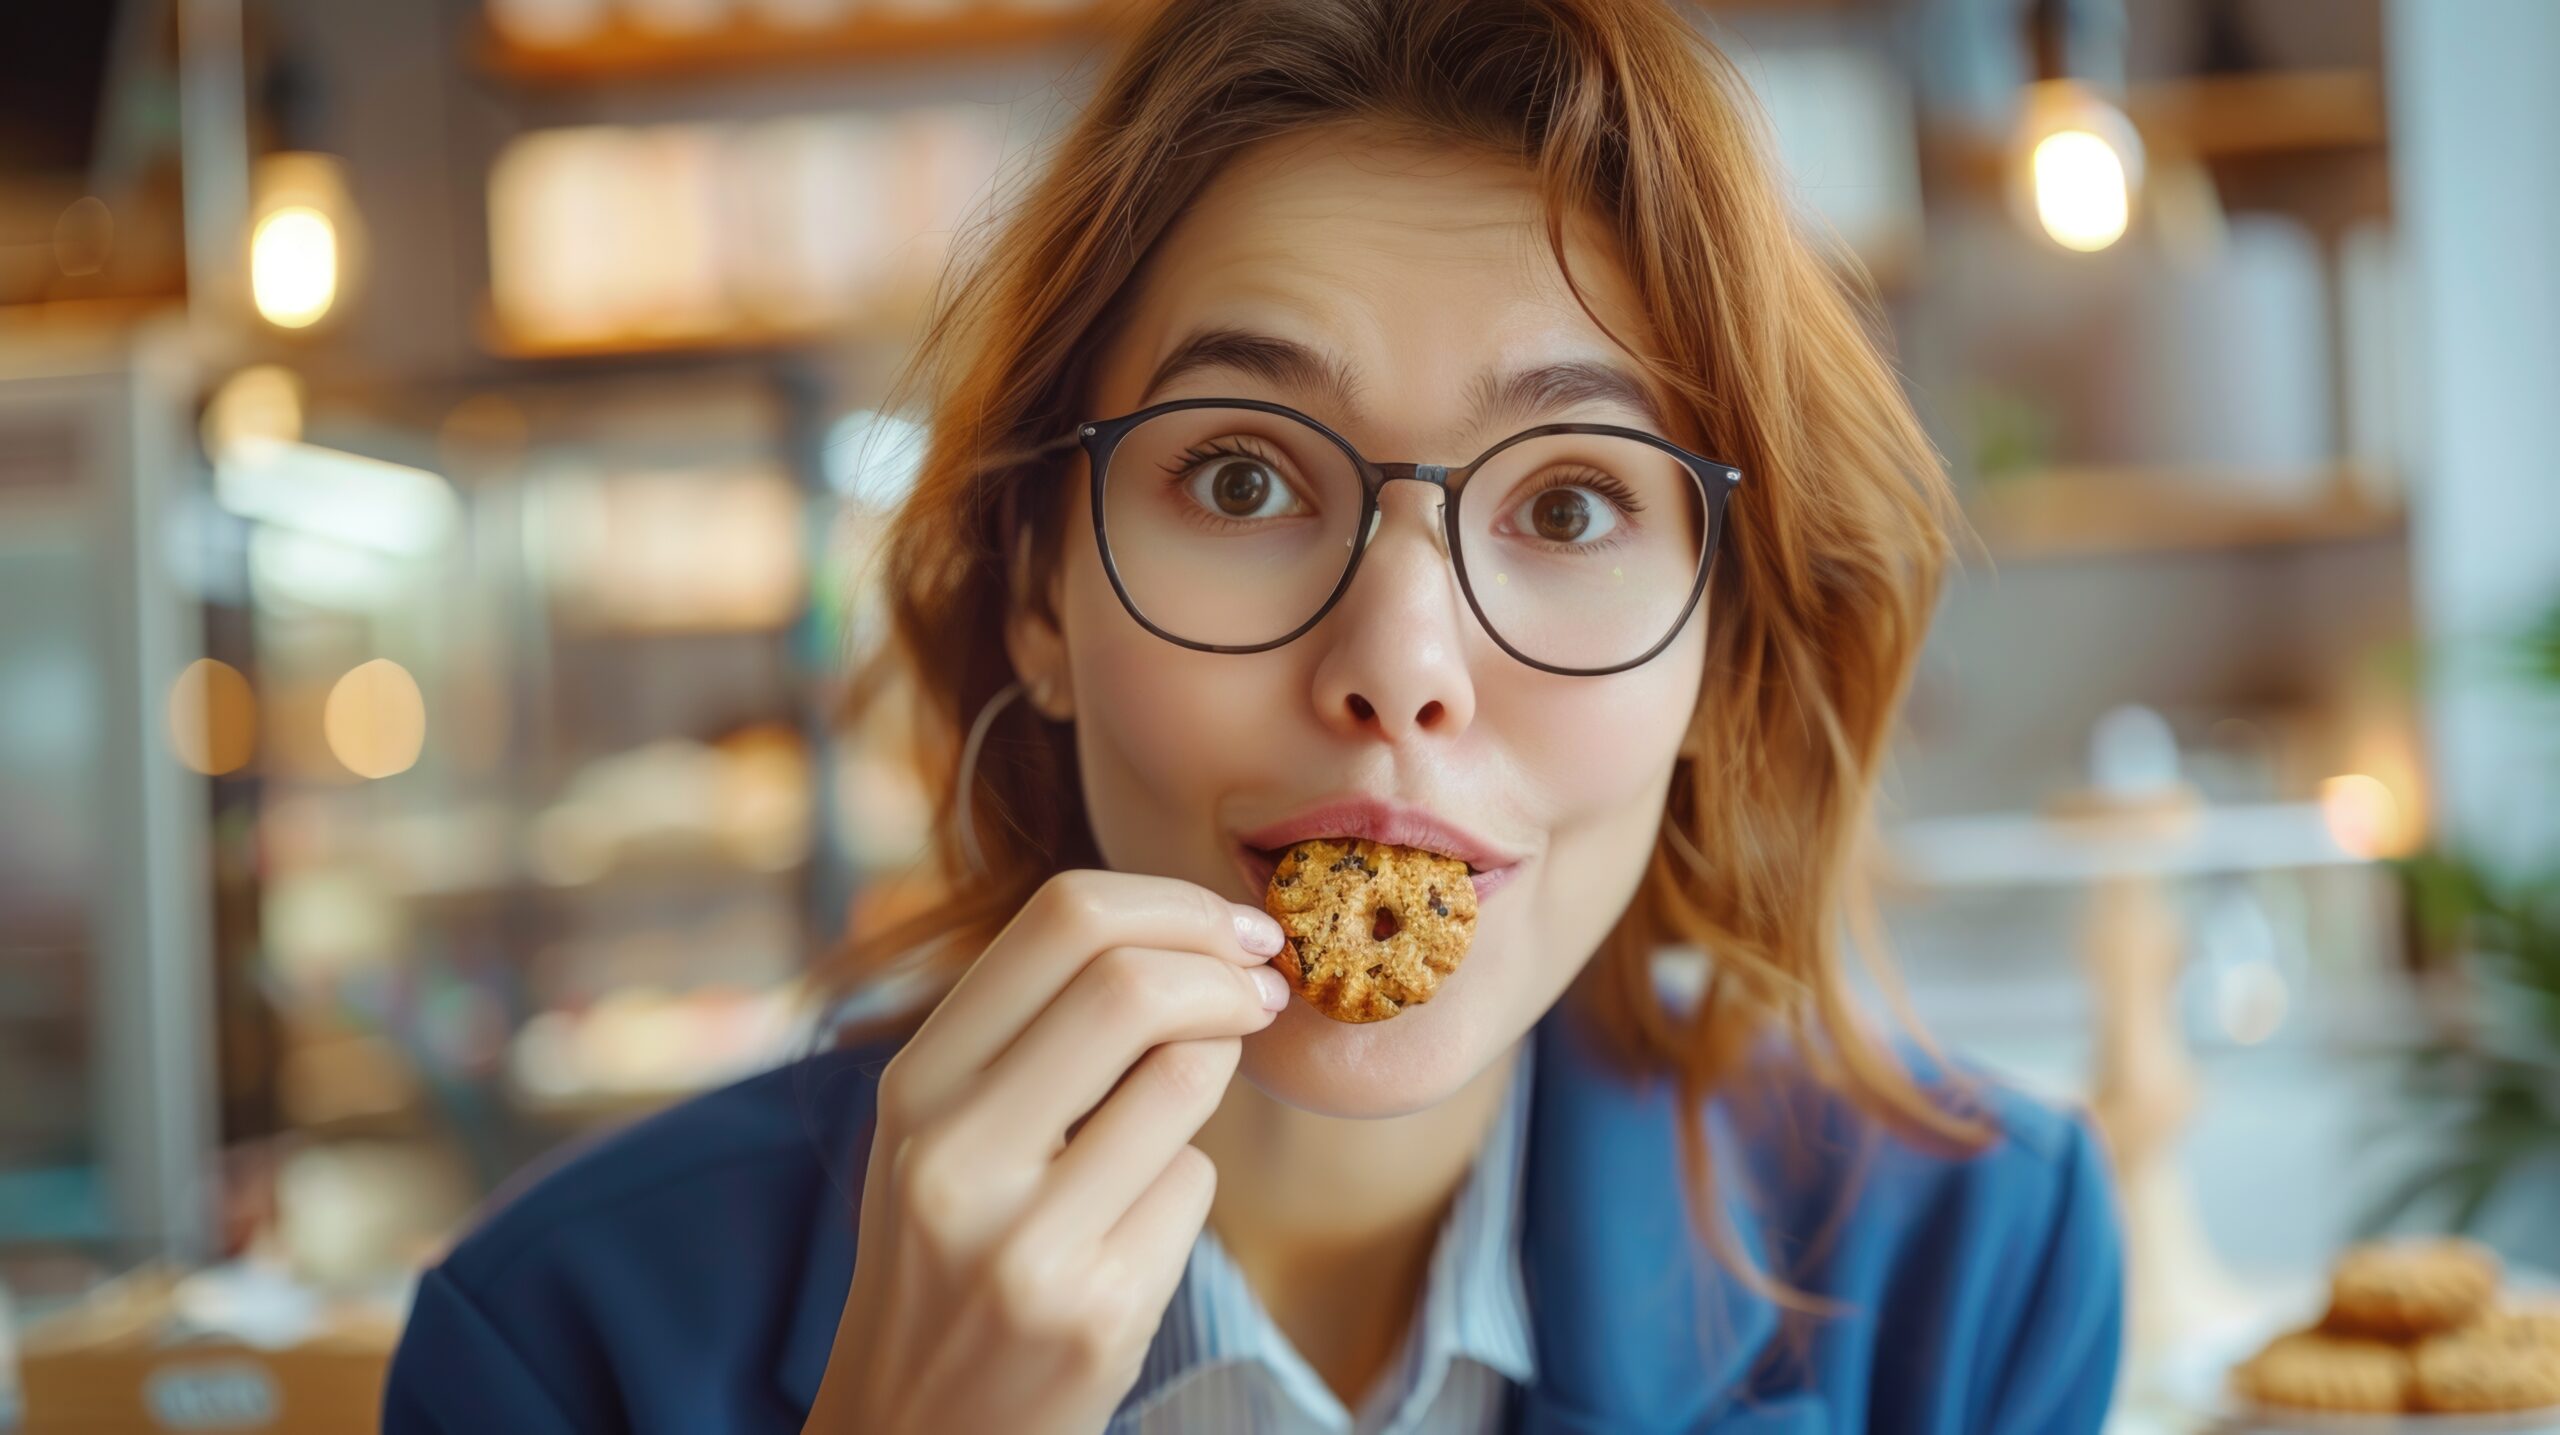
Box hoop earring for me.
[954,679,1025,879]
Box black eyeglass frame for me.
[1004,395,1744,677]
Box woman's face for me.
[1018,123,1709,1117]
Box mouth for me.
[1231,795,1528,903]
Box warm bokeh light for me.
[167,658,258,776]
[53,195,113,277]
[2320,772,2411,859]
[2032,129,2131,252]
[323,659,427,779]
[202,364,306,460]
[251,205,340,328]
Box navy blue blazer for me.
[384,997,2124,1433]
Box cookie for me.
[2231,1329,2412,1414]
[2466,1302,2560,1351]
[2413,1317,2560,1414]
[2322,1237,2502,1340]
[1264,837,1476,1023]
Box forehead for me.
[1096,126,1678,448]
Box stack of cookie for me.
[2232,1237,2560,1419]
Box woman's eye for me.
[1512,484,1619,544]
[1185,457,1304,520]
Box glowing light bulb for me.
[252,205,339,328]
[2031,129,2131,252]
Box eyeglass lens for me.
[1098,406,1708,669]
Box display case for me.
[0,322,218,1273]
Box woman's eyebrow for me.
[1141,325,1667,434]
[1465,359,1668,435]
[1142,327,1369,419]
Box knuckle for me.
[1089,946,1165,1018]
[1062,1303,1133,1380]
[989,1240,1077,1337]
[1035,869,1112,939]
[873,1053,922,1127]
[892,1132,971,1231]
[905,1205,964,1266]
[1149,1037,1237,1106]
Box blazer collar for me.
[1514,998,1780,1433]
[778,1049,881,1417]
[774,1000,1780,1433]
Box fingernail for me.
[1231,903,1284,957]
[1250,965,1290,1011]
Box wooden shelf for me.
[480,2,1129,84]
[1921,68,2386,197]
[1967,464,2405,561]
[2123,68,2386,160]
[480,316,839,360]
[478,312,910,362]
[508,1082,703,1125]
[474,286,940,361]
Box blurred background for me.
[2,0,2555,1429]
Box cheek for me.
[1055,527,1298,874]
[1502,641,1700,818]
[1495,624,1703,947]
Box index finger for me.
[891,869,1283,1103]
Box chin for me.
[1230,938,1519,1119]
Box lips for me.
[1232,795,1528,902]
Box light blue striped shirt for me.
[1106,1041,1538,1435]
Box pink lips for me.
[1232,795,1527,902]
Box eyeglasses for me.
[1001,397,1741,676]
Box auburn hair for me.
[820,0,1992,1305]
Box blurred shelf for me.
[2123,68,2386,160]
[479,3,1128,85]
[548,615,805,639]
[1879,800,2361,890]
[1968,465,2405,562]
[393,855,807,906]
[483,318,845,362]
[506,1084,698,1125]
[0,295,183,340]
[477,306,921,363]
[1921,69,2386,198]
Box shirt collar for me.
[1111,1037,1541,1429]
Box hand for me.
[802,869,1291,1435]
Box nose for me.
[1309,479,1478,743]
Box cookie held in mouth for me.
[1262,836,1477,1022]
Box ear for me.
[1001,521,1075,722]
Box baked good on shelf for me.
[2231,1329,2412,1413]
[2321,1237,2502,1341]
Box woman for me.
[385,0,2123,1430]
